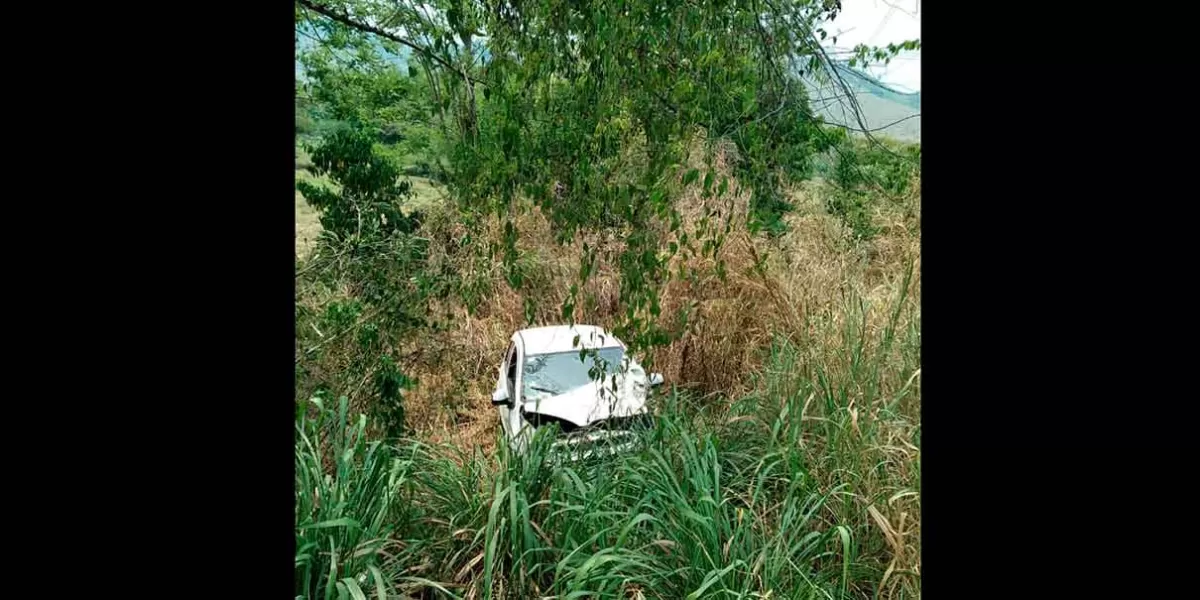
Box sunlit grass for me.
[295,278,919,600]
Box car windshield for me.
[522,347,625,398]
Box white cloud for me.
[824,0,921,92]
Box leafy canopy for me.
[295,0,919,354]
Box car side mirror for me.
[491,387,511,406]
[648,373,664,387]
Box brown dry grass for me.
[394,139,920,452]
[295,135,921,597]
[408,140,920,595]
[295,147,324,258]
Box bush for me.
[295,128,436,438]
[826,137,920,241]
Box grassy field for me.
[294,139,921,599]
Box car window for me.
[506,346,518,384]
[522,348,626,399]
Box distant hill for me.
[803,62,921,143]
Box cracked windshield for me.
[522,348,626,400]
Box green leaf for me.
[683,168,700,186]
[326,540,338,600]
[368,565,387,600]
[686,561,745,599]
[394,577,460,599]
[838,524,854,597]
[300,517,360,530]
[341,578,368,600]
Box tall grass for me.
[295,396,413,599]
[295,277,920,600]
[735,267,921,599]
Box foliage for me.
[296,98,316,136]
[293,0,921,357]
[292,3,922,596]
[847,39,922,70]
[296,128,433,437]
[826,136,920,240]
[298,128,419,241]
[293,277,921,599]
[458,0,852,353]
[295,396,417,600]
[297,11,448,168]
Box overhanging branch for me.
[296,0,485,86]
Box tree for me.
[294,0,919,353]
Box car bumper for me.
[551,430,639,462]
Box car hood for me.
[521,369,650,427]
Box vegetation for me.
[298,307,920,599]
[294,0,920,598]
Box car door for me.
[496,343,520,439]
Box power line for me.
[881,0,920,19]
[822,113,920,134]
[868,5,897,46]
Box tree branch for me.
[295,0,485,86]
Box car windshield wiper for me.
[527,385,560,396]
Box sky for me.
[824,0,921,93]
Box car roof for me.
[514,324,625,355]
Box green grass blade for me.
[325,539,338,600]
[340,578,367,600]
[686,560,745,600]
[367,565,387,600]
[300,517,361,530]
[397,576,462,599]
[836,525,852,599]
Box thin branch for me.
[295,0,485,86]
[296,9,358,65]
[296,305,384,362]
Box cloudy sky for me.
[824,0,921,93]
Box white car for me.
[491,324,664,459]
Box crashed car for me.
[490,324,664,460]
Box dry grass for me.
[295,147,325,258]
[294,138,919,419]
[296,187,323,259]
[295,135,921,598]
[404,140,919,596]
[391,138,920,450]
